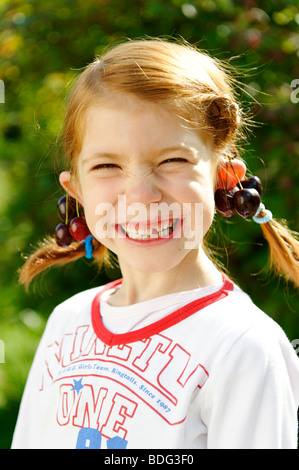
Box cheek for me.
[185,177,215,237]
[81,182,125,244]
[190,190,215,240]
[200,186,216,234]
[81,185,113,228]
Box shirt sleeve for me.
[200,321,299,449]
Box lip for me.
[115,218,182,246]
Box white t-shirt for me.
[12,275,299,449]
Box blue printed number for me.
[76,428,101,449]
[106,436,128,449]
[76,428,128,449]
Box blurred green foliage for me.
[0,0,298,449]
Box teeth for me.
[122,221,175,240]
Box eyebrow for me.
[82,146,196,164]
[153,146,197,158]
[82,152,119,164]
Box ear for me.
[59,171,84,206]
[215,158,246,190]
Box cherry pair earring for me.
[55,195,92,247]
[215,159,262,219]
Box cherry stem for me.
[229,159,243,190]
[74,178,80,217]
[65,175,73,225]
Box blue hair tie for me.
[253,203,272,225]
[83,236,95,259]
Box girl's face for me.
[64,98,217,275]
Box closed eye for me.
[91,163,121,171]
[160,158,188,165]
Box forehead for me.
[80,98,211,161]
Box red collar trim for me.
[91,274,234,346]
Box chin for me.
[123,251,192,275]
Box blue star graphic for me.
[71,378,84,395]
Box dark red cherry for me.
[240,176,262,195]
[233,188,261,219]
[57,195,77,223]
[55,223,73,247]
[69,217,91,242]
[215,187,238,218]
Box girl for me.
[13,38,299,449]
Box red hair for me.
[19,38,299,289]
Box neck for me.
[107,247,222,306]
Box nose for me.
[125,174,163,206]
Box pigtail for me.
[19,236,107,291]
[256,212,299,288]
[214,149,299,289]
[18,39,298,292]
[207,91,299,289]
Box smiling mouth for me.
[118,219,179,241]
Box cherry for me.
[240,175,262,195]
[233,188,261,219]
[69,217,91,242]
[216,159,246,190]
[215,187,238,218]
[57,195,78,223]
[55,223,73,247]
